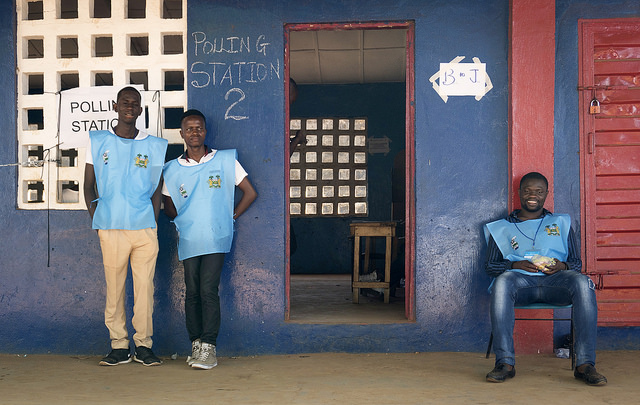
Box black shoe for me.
[574,364,607,386]
[134,346,162,366]
[486,363,515,383]
[99,348,131,366]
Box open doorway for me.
[284,22,415,323]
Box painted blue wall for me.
[1,0,638,356]
[183,0,509,355]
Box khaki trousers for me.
[98,228,159,350]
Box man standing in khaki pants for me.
[83,86,168,366]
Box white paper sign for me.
[439,62,486,96]
[58,85,146,149]
[429,56,493,103]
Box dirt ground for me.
[0,350,638,404]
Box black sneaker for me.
[99,348,131,366]
[134,346,162,366]
[574,364,607,386]
[486,363,516,383]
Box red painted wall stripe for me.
[509,0,556,354]
[509,0,555,211]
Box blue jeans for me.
[490,270,597,367]
[183,253,225,345]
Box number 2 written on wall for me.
[189,32,282,121]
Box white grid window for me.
[16,0,187,210]
[289,117,368,217]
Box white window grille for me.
[289,118,368,217]
[16,0,187,210]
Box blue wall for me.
[183,0,509,354]
[1,0,638,356]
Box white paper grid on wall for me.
[289,118,368,217]
[16,0,186,210]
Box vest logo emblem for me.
[178,184,188,198]
[208,175,221,188]
[134,153,149,168]
[545,223,560,236]
[102,150,109,165]
[510,236,519,250]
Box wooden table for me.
[349,221,396,303]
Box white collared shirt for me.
[161,149,248,196]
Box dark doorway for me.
[284,22,415,322]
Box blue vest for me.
[90,130,168,230]
[163,149,237,260]
[484,213,571,277]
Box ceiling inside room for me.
[289,29,407,85]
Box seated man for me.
[484,171,606,386]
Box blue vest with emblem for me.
[90,130,168,230]
[163,149,237,260]
[484,213,571,276]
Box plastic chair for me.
[486,303,575,370]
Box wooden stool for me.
[350,221,396,303]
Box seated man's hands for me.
[540,259,567,275]
[511,259,567,274]
[511,260,541,273]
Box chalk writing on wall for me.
[190,32,281,120]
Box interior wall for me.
[290,82,405,274]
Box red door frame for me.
[283,21,416,321]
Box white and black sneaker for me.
[99,348,131,366]
[191,342,217,370]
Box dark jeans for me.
[490,270,598,367]
[183,253,225,345]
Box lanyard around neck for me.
[513,218,544,248]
